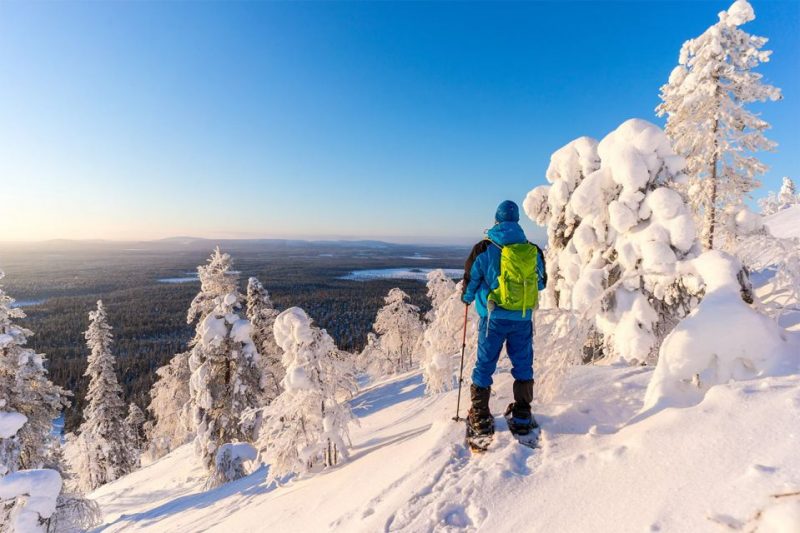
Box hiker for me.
[461,200,547,448]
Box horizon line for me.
[0,234,481,247]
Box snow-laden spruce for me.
[362,288,423,377]
[643,251,797,412]
[253,307,358,481]
[124,403,146,468]
[246,276,284,402]
[184,249,263,485]
[142,351,192,464]
[656,0,782,250]
[65,300,135,493]
[419,271,478,394]
[146,248,245,465]
[526,120,703,364]
[524,136,600,309]
[0,272,69,477]
[759,177,799,216]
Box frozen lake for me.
[158,276,200,284]
[10,299,46,308]
[340,267,462,282]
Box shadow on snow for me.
[92,466,281,532]
[351,373,425,417]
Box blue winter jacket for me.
[461,221,547,321]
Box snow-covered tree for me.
[65,301,134,492]
[143,351,192,464]
[0,272,69,476]
[254,307,358,481]
[424,269,458,321]
[246,277,284,402]
[125,403,146,467]
[187,247,240,324]
[0,408,62,533]
[526,120,703,365]
[370,288,423,374]
[778,177,797,208]
[761,177,800,215]
[419,273,478,394]
[147,247,260,464]
[356,332,384,376]
[524,137,601,309]
[185,249,263,481]
[656,0,782,250]
[735,212,800,324]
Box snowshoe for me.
[504,403,540,449]
[465,409,494,453]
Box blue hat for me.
[495,200,519,223]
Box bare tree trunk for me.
[704,162,718,250]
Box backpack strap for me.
[485,237,503,250]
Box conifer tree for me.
[256,307,357,480]
[0,272,69,474]
[65,300,133,492]
[778,177,797,210]
[656,0,781,250]
[125,403,146,464]
[143,351,192,463]
[185,249,263,479]
[526,120,703,364]
[524,137,600,308]
[371,288,423,374]
[246,277,284,402]
[146,247,249,464]
[419,273,478,394]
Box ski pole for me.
[452,303,469,422]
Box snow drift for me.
[644,251,798,411]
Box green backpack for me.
[487,241,539,315]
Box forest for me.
[0,238,468,432]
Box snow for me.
[215,443,258,467]
[764,205,800,239]
[0,469,63,533]
[0,411,27,439]
[643,251,798,412]
[89,357,800,532]
[758,499,800,533]
[273,307,316,350]
[721,0,755,26]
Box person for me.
[461,200,547,441]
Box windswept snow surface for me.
[91,356,800,533]
[764,205,800,240]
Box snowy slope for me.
[764,205,800,239]
[91,359,800,533]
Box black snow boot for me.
[505,379,539,435]
[467,384,494,437]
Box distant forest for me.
[0,238,468,432]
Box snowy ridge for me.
[764,205,800,240]
[91,357,800,532]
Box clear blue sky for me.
[1,1,797,244]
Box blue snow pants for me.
[471,317,534,388]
